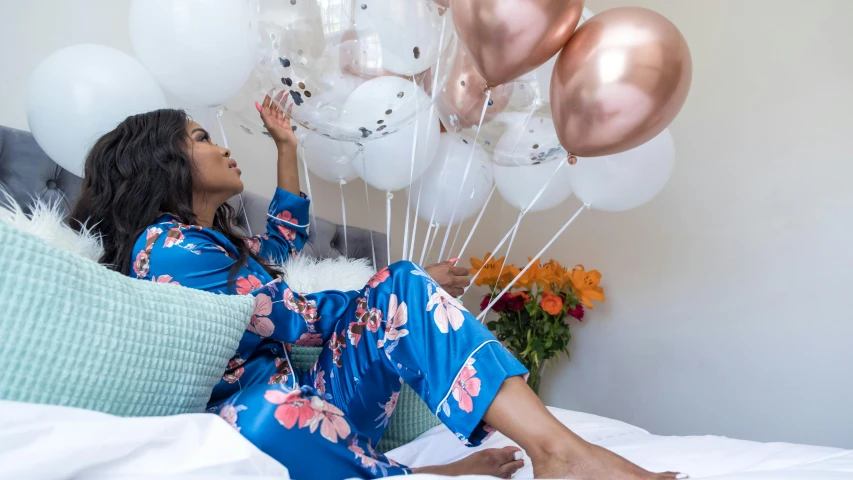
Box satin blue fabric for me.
[129,188,527,479]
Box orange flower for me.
[569,265,605,309]
[539,291,564,316]
[505,258,540,291]
[537,260,568,291]
[469,253,506,288]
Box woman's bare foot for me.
[532,437,685,480]
[412,446,525,478]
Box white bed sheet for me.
[0,400,288,480]
[387,408,853,479]
[2,401,852,480]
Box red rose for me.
[480,295,491,311]
[567,304,584,321]
[506,295,525,312]
[492,294,510,313]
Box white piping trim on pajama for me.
[266,213,310,228]
[434,339,500,416]
[286,353,298,390]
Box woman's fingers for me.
[262,93,272,109]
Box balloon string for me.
[300,141,317,232]
[214,110,253,237]
[417,134,452,264]
[385,190,393,267]
[463,160,566,293]
[410,15,449,263]
[464,223,517,295]
[339,179,348,257]
[425,223,441,264]
[437,89,492,262]
[476,203,589,322]
[508,94,540,166]
[419,221,434,265]
[402,75,421,261]
[484,210,524,311]
[453,183,496,266]
[361,150,378,270]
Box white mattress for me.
[2,401,851,479]
[387,408,853,479]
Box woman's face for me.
[185,120,244,199]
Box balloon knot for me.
[567,154,578,165]
[386,191,394,200]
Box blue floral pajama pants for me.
[216,262,528,479]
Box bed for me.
[2,400,851,480]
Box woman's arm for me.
[245,92,309,264]
[256,92,300,195]
[138,224,347,344]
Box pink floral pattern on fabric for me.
[347,320,365,347]
[374,390,400,428]
[223,356,245,384]
[295,332,323,347]
[244,237,261,255]
[248,293,275,337]
[308,396,351,443]
[152,275,180,285]
[133,250,151,278]
[367,267,391,288]
[163,228,185,248]
[427,288,467,333]
[328,332,347,368]
[265,390,351,444]
[283,288,319,324]
[266,390,315,429]
[275,211,298,241]
[314,368,327,396]
[451,364,482,413]
[377,294,409,349]
[236,275,264,295]
[269,358,292,385]
[219,404,247,431]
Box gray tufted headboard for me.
[0,125,387,269]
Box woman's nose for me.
[222,146,231,157]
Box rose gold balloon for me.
[435,48,513,130]
[452,0,585,87]
[550,7,692,157]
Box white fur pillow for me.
[279,255,375,294]
[0,194,375,293]
[0,193,103,262]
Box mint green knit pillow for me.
[0,222,254,416]
[291,345,441,451]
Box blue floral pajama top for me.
[129,188,527,479]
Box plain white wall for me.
[2,0,852,449]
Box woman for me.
[72,95,681,480]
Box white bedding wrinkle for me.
[3,395,852,479]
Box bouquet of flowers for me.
[469,254,605,395]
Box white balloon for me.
[346,80,440,192]
[27,44,167,178]
[129,0,259,106]
[494,160,573,212]
[408,134,493,226]
[352,0,445,75]
[570,129,675,212]
[301,131,360,184]
[493,113,565,166]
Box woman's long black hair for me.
[71,108,281,281]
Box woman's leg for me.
[216,383,410,479]
[314,261,679,480]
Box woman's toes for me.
[499,459,525,478]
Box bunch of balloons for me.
[26,0,692,236]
